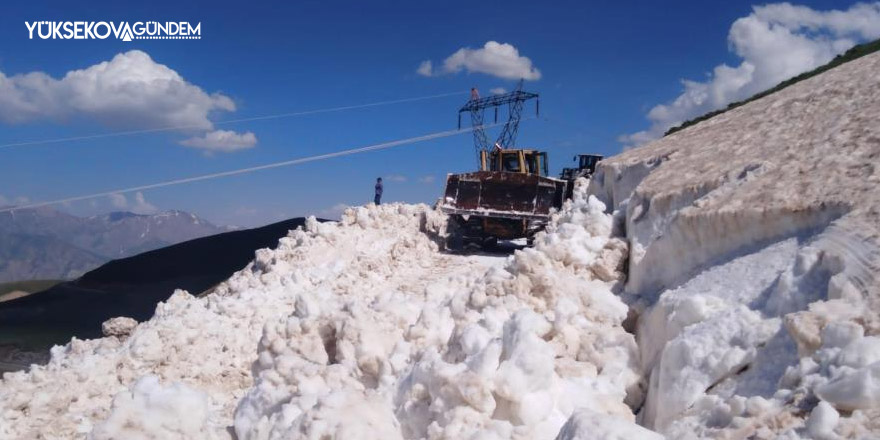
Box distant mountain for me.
[0,207,234,282]
[0,231,105,281]
[0,217,312,350]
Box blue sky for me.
[0,0,876,226]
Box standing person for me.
[374,177,383,205]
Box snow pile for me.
[589,51,880,437]
[0,203,457,438]
[233,180,641,439]
[1,182,640,439]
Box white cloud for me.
[752,2,880,37]
[385,174,407,182]
[180,129,258,153]
[108,193,127,209]
[106,191,157,214]
[0,50,255,154]
[489,87,507,95]
[416,60,433,77]
[131,192,157,214]
[0,50,235,130]
[619,2,880,148]
[419,41,541,80]
[418,175,436,184]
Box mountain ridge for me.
[0,216,312,349]
[0,207,233,282]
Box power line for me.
[0,120,530,213]
[0,91,467,150]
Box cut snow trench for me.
[588,155,875,435]
[586,50,880,438]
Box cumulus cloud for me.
[620,2,880,148]
[416,60,433,77]
[489,87,507,95]
[0,50,234,129]
[107,191,157,214]
[180,130,257,153]
[131,192,157,215]
[0,50,258,154]
[418,41,541,80]
[753,2,880,36]
[108,193,128,209]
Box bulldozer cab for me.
[480,149,549,176]
[576,154,602,175]
[560,154,604,181]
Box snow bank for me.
[589,51,880,437]
[233,180,642,439]
[1,180,642,439]
[0,203,456,438]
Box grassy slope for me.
[665,39,880,136]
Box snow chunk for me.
[642,305,778,430]
[836,336,880,369]
[555,409,664,440]
[806,401,839,440]
[102,316,139,338]
[816,362,880,411]
[89,375,217,440]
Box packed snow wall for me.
[587,50,880,437]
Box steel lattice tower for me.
[458,80,539,164]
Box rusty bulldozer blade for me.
[440,171,567,220]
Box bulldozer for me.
[560,154,604,199]
[441,147,567,248]
[560,154,604,181]
[439,83,599,249]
